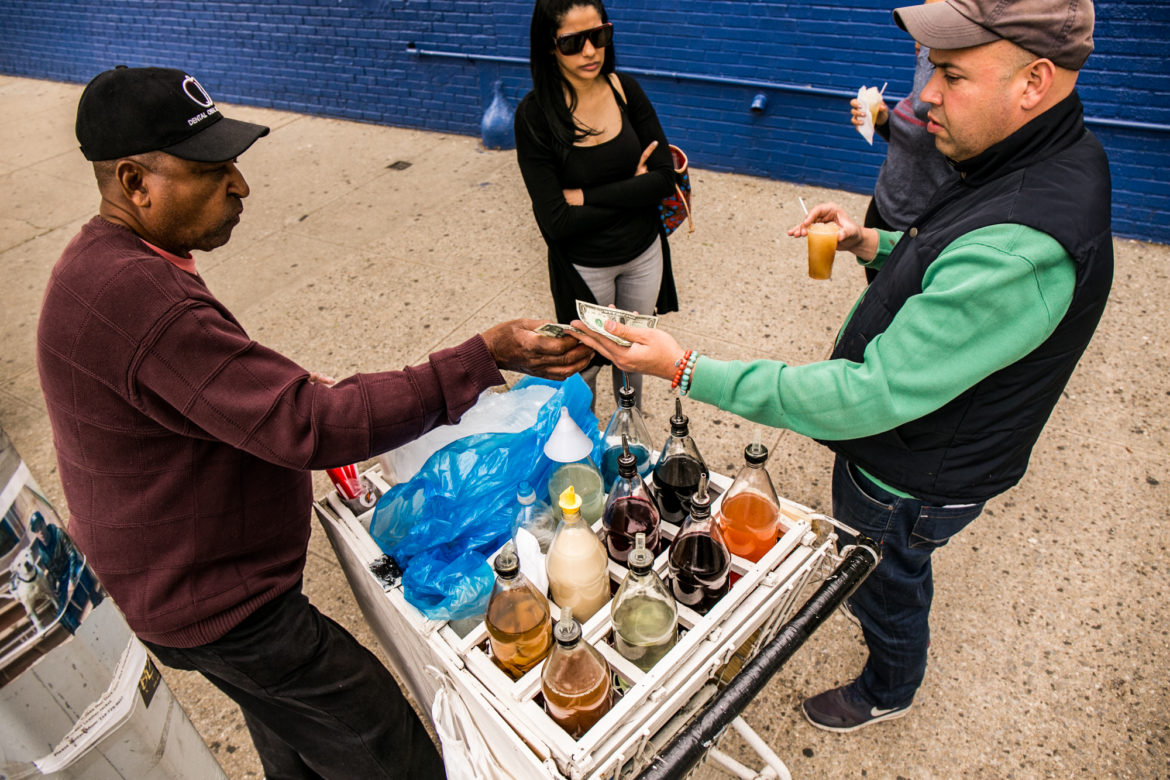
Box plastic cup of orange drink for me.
[806,222,839,280]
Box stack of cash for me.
[532,301,657,347]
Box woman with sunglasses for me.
[516,0,679,409]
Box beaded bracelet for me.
[670,350,693,390]
[678,351,699,396]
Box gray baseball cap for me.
[893,0,1095,70]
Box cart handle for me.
[635,537,881,780]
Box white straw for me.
[880,81,888,96]
[798,196,808,215]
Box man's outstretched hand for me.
[482,319,595,380]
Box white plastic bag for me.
[431,676,513,780]
[378,384,556,483]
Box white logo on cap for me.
[182,76,214,109]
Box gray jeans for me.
[573,236,664,409]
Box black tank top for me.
[557,78,659,267]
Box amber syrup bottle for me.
[484,542,553,679]
[541,607,613,738]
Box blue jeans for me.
[146,582,444,780]
[831,457,985,709]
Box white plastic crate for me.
[313,466,835,780]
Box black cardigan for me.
[514,72,680,327]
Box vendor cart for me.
[312,465,877,780]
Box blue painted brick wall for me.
[1,0,1167,242]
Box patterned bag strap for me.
[677,180,694,232]
[669,145,694,233]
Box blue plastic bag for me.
[369,375,602,620]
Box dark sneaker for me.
[802,682,911,733]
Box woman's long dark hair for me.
[527,0,617,149]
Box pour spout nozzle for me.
[558,484,583,514]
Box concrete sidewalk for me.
[1,73,1166,778]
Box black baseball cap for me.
[76,66,269,162]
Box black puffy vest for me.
[822,93,1113,503]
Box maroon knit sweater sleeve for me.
[132,299,502,470]
[38,218,504,646]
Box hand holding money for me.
[568,313,684,382]
[532,322,585,339]
[575,300,658,347]
[483,319,594,380]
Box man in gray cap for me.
[38,66,591,777]
[566,0,1112,736]
[788,0,1112,732]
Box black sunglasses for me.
[554,23,613,56]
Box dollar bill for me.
[532,322,585,338]
[575,300,657,347]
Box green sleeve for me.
[688,224,1075,440]
[859,229,902,271]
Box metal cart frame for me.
[313,467,877,779]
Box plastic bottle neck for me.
[628,562,653,578]
[685,478,713,523]
[617,456,637,479]
[744,442,768,467]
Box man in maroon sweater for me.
[36,66,592,779]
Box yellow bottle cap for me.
[558,485,582,514]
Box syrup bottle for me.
[545,486,611,622]
[667,474,730,615]
[541,606,613,738]
[716,431,785,563]
[601,379,654,490]
[513,481,557,554]
[652,398,708,525]
[611,533,677,672]
[484,541,553,679]
[602,435,661,564]
[544,408,606,524]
